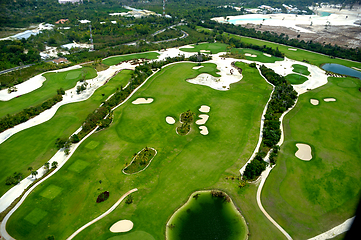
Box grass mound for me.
[285,73,308,84]
[123,147,157,174]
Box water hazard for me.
[322,63,361,80]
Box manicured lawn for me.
[0,67,97,118]
[180,42,228,54]
[285,73,308,84]
[231,48,283,63]
[7,62,272,240]
[292,64,310,75]
[0,70,133,196]
[262,76,361,239]
[102,52,160,66]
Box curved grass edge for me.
[122,147,157,175]
[165,190,249,240]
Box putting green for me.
[292,64,310,76]
[66,71,82,80]
[285,73,308,84]
[68,160,90,173]
[103,52,160,66]
[39,185,62,200]
[24,208,48,225]
[231,48,283,63]
[262,76,361,239]
[180,42,228,54]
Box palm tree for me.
[51,161,58,169]
[28,166,33,172]
[31,170,38,179]
[44,162,50,171]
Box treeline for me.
[198,20,361,62]
[243,65,297,180]
[0,90,64,133]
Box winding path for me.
[66,188,138,240]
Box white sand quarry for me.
[166,116,175,124]
[196,114,209,125]
[245,53,257,57]
[192,66,204,70]
[263,53,271,57]
[199,105,210,113]
[132,98,154,104]
[324,98,336,102]
[310,99,319,105]
[199,126,209,135]
[295,143,312,161]
[110,220,134,233]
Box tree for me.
[31,170,38,179]
[44,162,50,171]
[28,166,33,172]
[51,161,58,169]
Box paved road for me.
[0,63,34,75]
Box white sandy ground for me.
[263,53,271,57]
[0,62,136,146]
[132,98,154,104]
[295,143,313,161]
[110,220,134,233]
[245,53,257,57]
[200,50,211,53]
[192,65,204,70]
[199,126,209,135]
[212,12,361,33]
[310,99,319,105]
[324,98,336,102]
[352,67,361,71]
[0,65,82,101]
[166,116,176,124]
[199,105,210,113]
[66,189,138,240]
[288,48,298,51]
[195,114,209,125]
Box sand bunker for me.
[324,98,336,102]
[288,48,297,51]
[310,99,319,105]
[245,53,257,57]
[192,66,204,70]
[295,143,312,161]
[166,116,176,124]
[196,114,209,125]
[263,53,271,57]
[200,50,211,53]
[110,220,134,233]
[199,126,209,135]
[199,105,210,113]
[132,98,154,104]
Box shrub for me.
[96,191,109,203]
[125,195,133,204]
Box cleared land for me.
[262,76,361,239]
[0,70,133,196]
[102,52,160,66]
[7,62,273,240]
[0,67,97,118]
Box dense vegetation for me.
[96,191,109,203]
[123,147,156,174]
[177,110,194,135]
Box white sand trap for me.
[199,126,209,135]
[196,114,209,125]
[199,105,210,113]
[295,143,312,161]
[310,99,319,105]
[132,98,154,104]
[324,98,336,102]
[200,50,211,53]
[192,66,204,70]
[110,220,134,233]
[166,116,175,124]
[263,53,271,57]
[288,48,297,51]
[245,53,257,57]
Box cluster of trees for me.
[177,110,194,135]
[243,65,297,180]
[96,191,109,203]
[5,172,23,186]
[0,90,64,133]
[198,20,361,62]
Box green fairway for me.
[68,160,90,173]
[231,48,283,63]
[180,42,228,54]
[0,67,97,118]
[262,76,361,239]
[0,70,133,196]
[7,62,273,240]
[39,185,62,200]
[102,52,160,66]
[292,64,310,75]
[24,208,48,225]
[285,73,308,84]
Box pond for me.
[166,191,247,240]
[322,63,361,80]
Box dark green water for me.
[167,192,247,240]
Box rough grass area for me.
[262,76,361,239]
[0,66,97,118]
[180,42,228,54]
[292,64,310,75]
[230,48,283,63]
[102,52,160,66]
[285,73,308,84]
[0,70,133,197]
[7,62,273,240]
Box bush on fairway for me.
[123,147,156,174]
[96,191,109,203]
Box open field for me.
[0,67,97,118]
[102,52,160,66]
[285,73,308,85]
[262,76,361,239]
[0,70,133,196]
[7,61,272,239]
[180,42,228,54]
